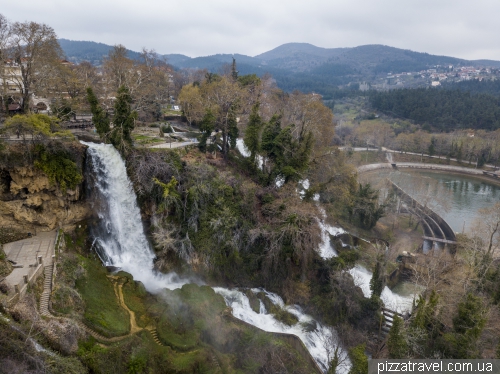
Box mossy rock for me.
[255,292,298,326]
[256,292,273,312]
[271,305,299,326]
[244,289,261,313]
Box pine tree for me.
[86,87,110,139]
[348,343,368,374]
[111,85,136,152]
[244,103,262,163]
[388,315,408,358]
[370,259,384,299]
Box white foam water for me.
[83,141,343,372]
[214,287,350,373]
[84,142,190,291]
[317,207,346,259]
[348,265,415,313]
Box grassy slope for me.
[51,224,316,373]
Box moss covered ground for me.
[44,224,319,373]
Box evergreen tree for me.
[111,85,136,153]
[198,109,215,152]
[348,343,368,374]
[231,57,238,81]
[412,290,439,331]
[86,87,110,139]
[370,259,384,299]
[388,315,408,358]
[243,103,262,163]
[227,107,238,150]
[349,183,385,230]
[445,293,487,358]
[327,347,339,374]
[260,115,313,185]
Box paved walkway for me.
[3,231,56,291]
[357,162,485,175]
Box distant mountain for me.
[58,39,142,65]
[58,39,500,99]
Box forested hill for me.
[58,39,142,64]
[58,39,500,99]
[369,88,500,131]
[442,79,500,97]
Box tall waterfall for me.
[84,141,347,373]
[84,142,188,291]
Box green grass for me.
[347,150,388,166]
[75,257,130,337]
[121,275,151,328]
[132,134,164,145]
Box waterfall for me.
[348,265,415,313]
[315,219,415,314]
[83,141,344,373]
[214,288,350,373]
[84,142,189,291]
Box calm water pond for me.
[359,169,500,233]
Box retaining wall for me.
[357,162,484,176]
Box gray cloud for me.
[3,0,500,60]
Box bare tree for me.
[8,20,63,112]
[0,14,12,112]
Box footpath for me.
[3,231,56,301]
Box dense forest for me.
[443,79,500,97]
[369,88,500,131]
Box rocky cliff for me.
[0,143,91,236]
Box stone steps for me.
[211,354,222,372]
[146,327,164,346]
[79,323,115,342]
[40,264,53,317]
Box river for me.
[359,168,500,233]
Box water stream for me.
[83,141,344,373]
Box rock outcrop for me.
[0,163,90,233]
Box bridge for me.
[389,180,457,250]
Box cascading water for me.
[214,288,350,373]
[84,142,189,291]
[83,141,344,373]
[348,265,415,313]
[316,222,416,314]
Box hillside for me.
[58,39,143,65]
[58,39,500,99]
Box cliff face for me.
[0,154,90,234]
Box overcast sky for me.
[3,0,500,60]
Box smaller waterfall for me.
[214,287,350,373]
[348,265,415,313]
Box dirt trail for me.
[108,275,142,335]
[39,274,162,344]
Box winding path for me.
[40,272,163,345]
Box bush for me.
[34,145,83,191]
